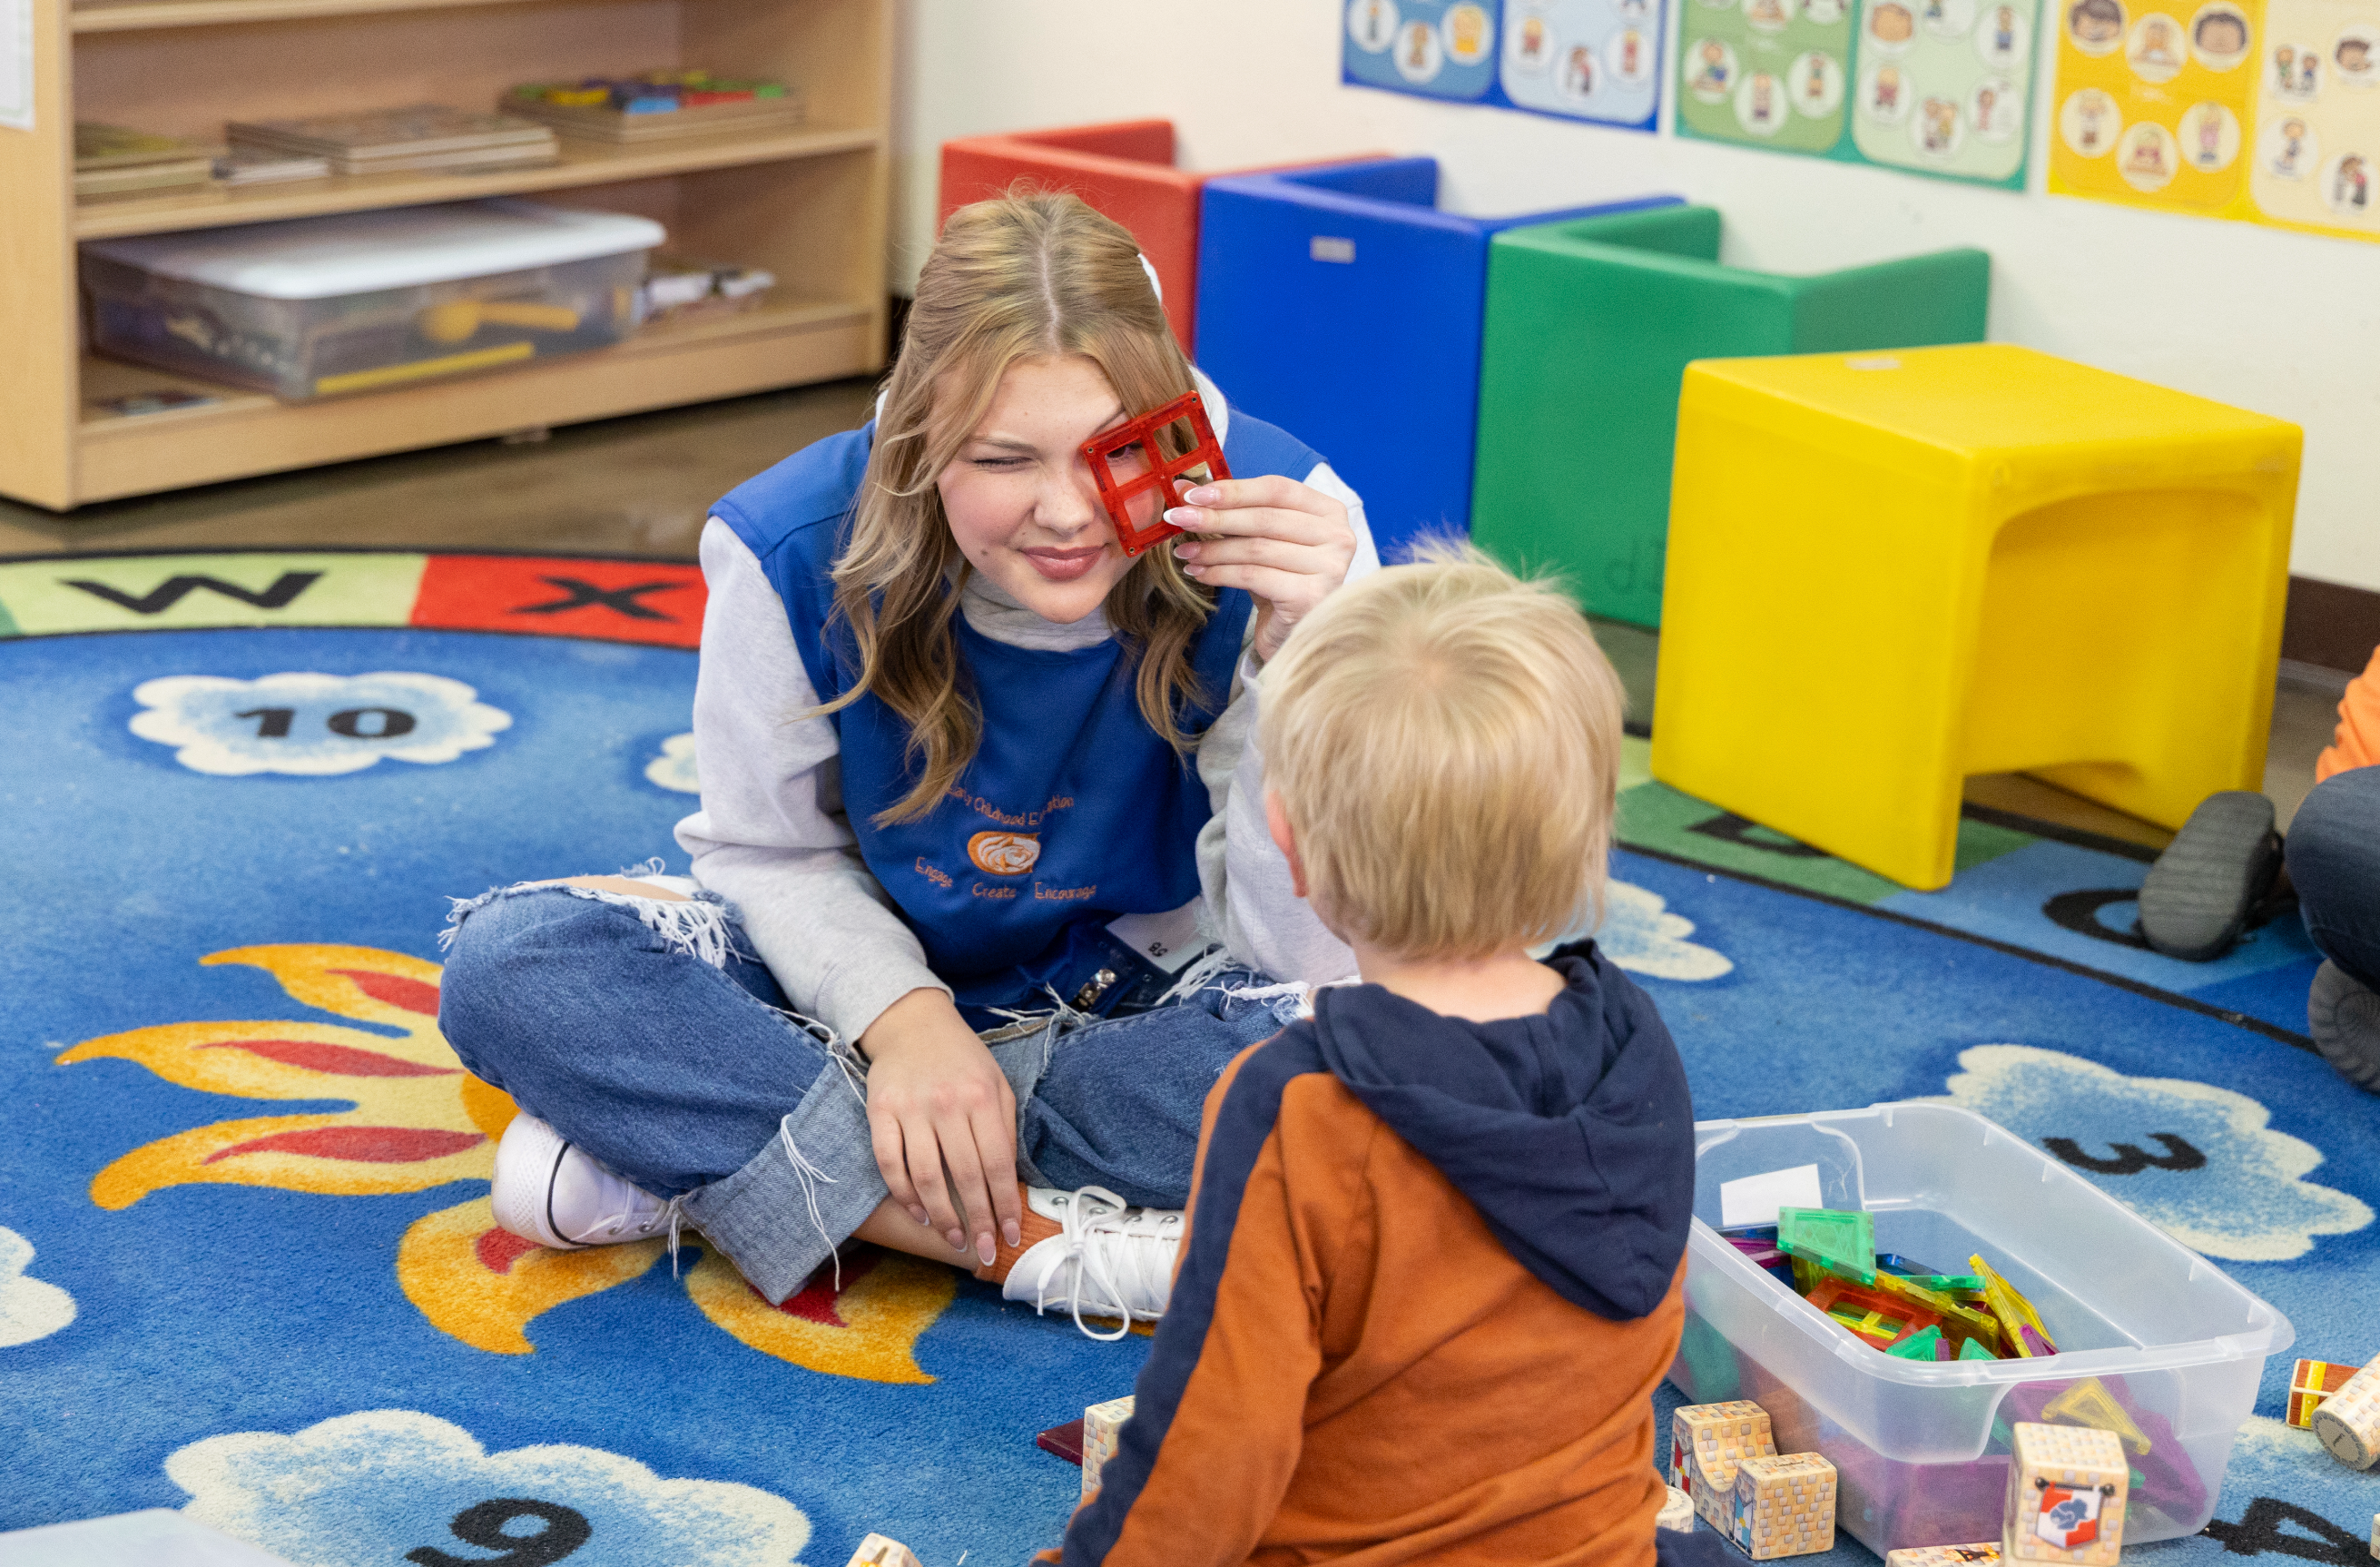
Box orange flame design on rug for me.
[58,943,953,1379]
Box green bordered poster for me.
[1676,0,2045,185]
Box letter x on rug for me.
[2,550,2372,1565]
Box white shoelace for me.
[587,1192,689,1276]
[1034,1185,1184,1342]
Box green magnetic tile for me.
[1778,1206,1875,1279]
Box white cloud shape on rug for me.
[2227,1414,2331,1469]
[169,1410,811,1567]
[1592,881,1734,981]
[132,673,511,776]
[1930,1044,2372,1261]
[0,1227,75,1346]
[646,732,701,794]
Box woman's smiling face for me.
[935,354,1156,625]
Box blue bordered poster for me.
[1343,0,1666,133]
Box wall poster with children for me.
[1344,0,1666,133]
[1675,0,2045,185]
[2048,0,2380,240]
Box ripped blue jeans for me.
[435,877,1305,1303]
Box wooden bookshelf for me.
[74,125,881,240]
[74,0,546,34]
[4,0,891,510]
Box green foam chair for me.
[1470,206,1990,626]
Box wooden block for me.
[1887,1546,2001,1567]
[1660,1484,1696,1533]
[2311,1356,2380,1471]
[845,1534,922,1567]
[1673,1401,1775,1487]
[1727,1452,1837,1559]
[2004,1423,2128,1565]
[1081,1395,1136,1503]
[1673,1401,1776,1527]
[2288,1359,2369,1428]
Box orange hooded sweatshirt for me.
[2316,646,2380,784]
[1045,946,1705,1567]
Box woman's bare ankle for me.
[850,1190,1059,1281]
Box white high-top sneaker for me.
[1002,1185,1185,1340]
[491,1112,674,1250]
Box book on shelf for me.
[74,122,217,198]
[226,105,558,175]
[77,161,217,197]
[213,148,334,186]
[77,122,215,169]
[502,72,803,143]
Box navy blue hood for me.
[1307,941,1696,1321]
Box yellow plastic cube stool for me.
[1651,343,2299,890]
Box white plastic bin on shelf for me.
[1673,1103,2290,1554]
[82,199,664,401]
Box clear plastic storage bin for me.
[82,199,664,401]
[1674,1103,2291,1552]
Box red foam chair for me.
[938,120,1375,352]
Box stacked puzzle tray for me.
[74,123,217,200]
[227,105,557,175]
[501,73,803,143]
[1672,1104,2292,1551]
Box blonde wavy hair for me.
[1258,544,1628,961]
[816,192,1221,826]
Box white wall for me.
[891,0,2380,592]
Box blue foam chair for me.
[1194,159,1677,559]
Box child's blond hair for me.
[1258,546,1627,961]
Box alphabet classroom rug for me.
[2,549,2372,1567]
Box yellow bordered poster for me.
[2048,0,2380,240]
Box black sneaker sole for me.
[2312,961,2380,1095]
[2138,792,2282,962]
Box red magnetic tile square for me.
[1081,391,1232,557]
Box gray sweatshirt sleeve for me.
[1192,459,1376,984]
[674,519,949,1043]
